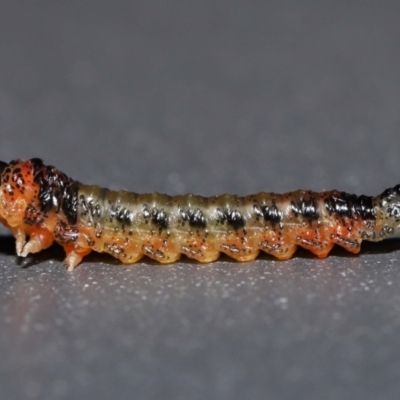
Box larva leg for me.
[324,220,365,255]
[182,249,221,263]
[62,244,92,271]
[13,228,26,256]
[258,233,298,260]
[293,229,334,258]
[329,234,361,254]
[296,239,335,258]
[19,227,54,257]
[308,242,335,258]
[180,237,220,262]
[141,236,181,263]
[219,234,260,262]
[119,253,144,264]
[262,244,298,260]
[102,237,144,264]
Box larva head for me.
[0,158,78,230]
[0,159,41,228]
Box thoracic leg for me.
[62,244,92,271]
[13,228,26,256]
[17,227,54,257]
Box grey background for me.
[1,1,400,399]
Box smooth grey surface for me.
[1,1,400,399]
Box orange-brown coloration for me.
[0,158,399,270]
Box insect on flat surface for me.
[0,158,399,270]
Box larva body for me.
[0,158,398,270]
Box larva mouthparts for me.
[0,158,398,270]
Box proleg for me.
[0,158,398,270]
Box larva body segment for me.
[0,158,398,271]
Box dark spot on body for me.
[142,244,166,259]
[380,184,400,202]
[325,192,375,220]
[179,206,207,228]
[151,208,168,229]
[143,206,150,219]
[115,207,133,225]
[256,203,282,225]
[32,159,78,224]
[291,197,319,221]
[105,242,125,256]
[24,203,45,226]
[216,208,245,230]
[54,220,79,243]
[380,225,394,238]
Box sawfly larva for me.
[0,158,398,270]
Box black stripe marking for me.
[291,197,319,221]
[151,208,168,229]
[325,192,375,220]
[179,207,207,228]
[32,159,78,224]
[216,208,245,230]
[260,204,282,225]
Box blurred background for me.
[1,1,400,399]
[1,1,399,195]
